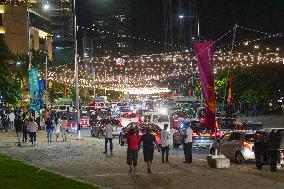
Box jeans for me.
[10,121,14,129]
[105,138,113,152]
[29,132,36,143]
[22,132,28,142]
[161,145,169,163]
[61,129,67,141]
[183,142,192,163]
[47,129,53,142]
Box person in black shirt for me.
[22,114,29,143]
[139,128,160,173]
[15,116,23,146]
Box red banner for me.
[193,41,216,129]
[227,76,232,105]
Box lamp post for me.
[45,35,52,110]
[73,0,80,138]
[27,7,31,69]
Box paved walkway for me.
[1,122,284,189]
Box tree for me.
[0,36,21,105]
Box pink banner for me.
[193,41,216,130]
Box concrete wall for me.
[1,5,52,59]
[3,5,28,55]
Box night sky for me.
[77,0,284,49]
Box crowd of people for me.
[103,121,193,174]
[2,108,70,146]
[2,108,194,174]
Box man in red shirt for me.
[127,127,139,174]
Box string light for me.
[41,42,283,93]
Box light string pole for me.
[219,24,238,156]
[73,0,80,139]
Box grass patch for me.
[0,154,99,189]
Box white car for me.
[209,131,255,164]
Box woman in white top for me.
[54,117,61,142]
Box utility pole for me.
[45,36,49,110]
[27,8,31,69]
[91,39,96,97]
[73,0,80,138]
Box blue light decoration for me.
[29,69,40,112]
[38,80,44,109]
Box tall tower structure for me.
[48,0,73,49]
[163,0,198,52]
[79,0,133,56]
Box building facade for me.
[79,0,133,57]
[48,0,73,49]
[0,0,52,58]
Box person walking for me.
[139,128,160,173]
[183,124,193,164]
[103,119,113,154]
[27,118,38,146]
[22,114,29,143]
[45,117,53,142]
[54,117,61,142]
[9,110,15,130]
[14,116,23,146]
[161,124,170,163]
[252,104,257,117]
[127,127,139,174]
[61,117,68,141]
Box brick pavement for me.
[1,129,284,189]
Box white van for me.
[142,111,170,129]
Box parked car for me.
[91,118,123,138]
[209,131,255,164]
[170,111,187,130]
[173,119,219,149]
[119,112,141,127]
[254,128,284,172]
[89,108,111,127]
[80,110,90,128]
[67,115,78,132]
[119,122,161,146]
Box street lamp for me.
[27,8,31,69]
[73,0,80,138]
[43,2,50,10]
[45,35,52,111]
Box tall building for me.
[163,0,198,52]
[79,0,133,56]
[0,0,53,58]
[48,0,73,49]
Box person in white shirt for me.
[183,125,193,163]
[54,117,61,142]
[9,111,15,129]
[103,119,113,154]
[160,124,170,163]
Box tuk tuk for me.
[254,128,284,172]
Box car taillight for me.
[242,141,252,151]
[192,132,198,137]
[211,131,220,137]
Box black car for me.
[173,119,218,149]
[254,128,284,172]
[91,118,122,138]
